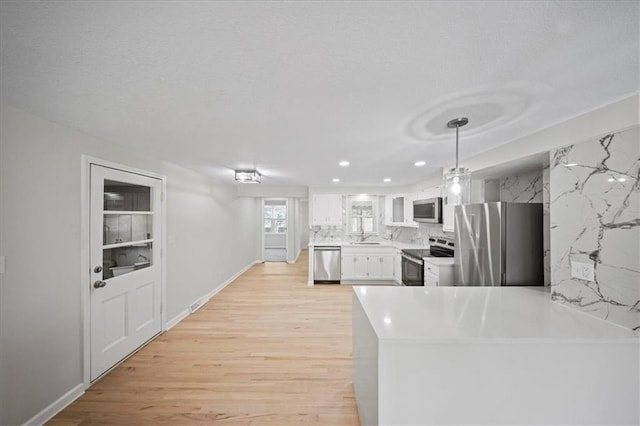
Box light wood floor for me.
[50,250,360,425]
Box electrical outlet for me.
[571,260,594,282]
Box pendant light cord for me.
[447,117,467,171]
[455,124,459,169]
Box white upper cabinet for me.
[384,194,418,227]
[312,194,343,227]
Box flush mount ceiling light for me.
[444,117,471,206]
[383,178,391,182]
[339,161,350,167]
[332,178,340,183]
[235,169,261,183]
[414,161,426,167]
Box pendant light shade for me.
[444,118,470,205]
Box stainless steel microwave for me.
[413,197,442,223]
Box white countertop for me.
[309,240,428,250]
[353,286,639,342]
[422,257,454,266]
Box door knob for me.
[93,280,106,288]
[94,265,103,273]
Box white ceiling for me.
[1,1,638,187]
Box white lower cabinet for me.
[342,254,369,280]
[423,258,454,286]
[341,247,395,281]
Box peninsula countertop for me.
[352,286,639,342]
[351,286,639,425]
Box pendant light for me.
[444,117,470,205]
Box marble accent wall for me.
[550,127,639,332]
[499,169,550,285]
[500,170,544,202]
[542,166,551,286]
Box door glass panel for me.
[275,220,287,233]
[104,214,152,245]
[273,205,286,219]
[104,180,151,211]
[102,242,153,280]
[264,219,273,233]
[264,206,273,219]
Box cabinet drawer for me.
[423,263,438,275]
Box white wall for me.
[237,184,308,198]
[299,200,309,247]
[0,104,260,425]
[286,197,300,263]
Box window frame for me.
[346,195,379,235]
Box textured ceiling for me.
[1,1,638,187]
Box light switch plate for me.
[571,260,594,282]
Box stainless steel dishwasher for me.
[313,246,341,284]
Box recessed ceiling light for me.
[414,161,426,167]
[339,161,350,167]
[383,178,391,182]
[564,163,578,167]
[332,178,340,183]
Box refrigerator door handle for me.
[470,214,478,242]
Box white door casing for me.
[89,165,163,381]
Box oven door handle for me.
[401,254,422,265]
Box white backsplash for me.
[550,127,639,332]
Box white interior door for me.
[90,165,162,381]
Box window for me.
[264,200,287,234]
[347,195,378,235]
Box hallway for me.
[50,251,360,424]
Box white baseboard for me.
[287,248,302,264]
[23,383,84,426]
[165,259,260,330]
[166,308,190,330]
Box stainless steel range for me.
[401,238,454,286]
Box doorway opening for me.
[263,199,288,262]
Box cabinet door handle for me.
[380,257,383,262]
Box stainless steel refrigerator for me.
[453,202,543,286]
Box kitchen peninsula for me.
[352,286,639,425]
